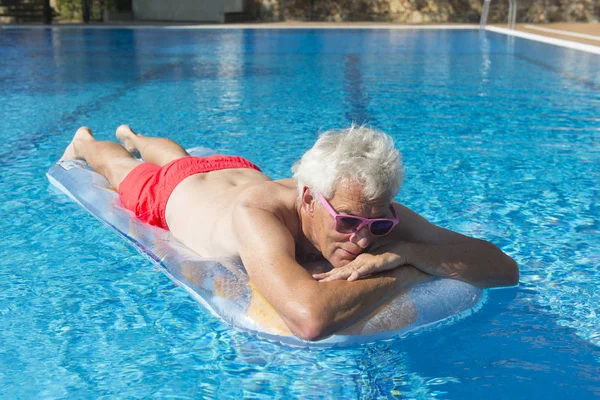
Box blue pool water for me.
[0,26,599,398]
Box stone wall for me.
[250,0,600,23]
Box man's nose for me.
[350,226,372,249]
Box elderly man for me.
[60,124,518,340]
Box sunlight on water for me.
[0,27,599,398]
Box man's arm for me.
[315,202,519,288]
[233,204,430,341]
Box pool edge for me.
[485,25,600,55]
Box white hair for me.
[292,125,404,200]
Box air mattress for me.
[47,147,485,347]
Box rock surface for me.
[250,0,600,23]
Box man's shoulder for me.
[237,179,297,210]
[234,179,299,232]
[239,178,295,198]
[392,201,421,219]
[232,180,300,245]
[387,201,434,241]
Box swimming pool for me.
[0,26,598,398]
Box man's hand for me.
[313,250,407,282]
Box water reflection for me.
[204,335,451,398]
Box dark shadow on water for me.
[393,286,600,399]
[343,53,375,125]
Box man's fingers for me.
[313,271,336,281]
[314,255,397,282]
[347,271,360,281]
[313,260,377,282]
[319,270,352,282]
[320,273,347,282]
[312,271,343,280]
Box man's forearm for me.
[391,239,518,288]
[311,266,431,339]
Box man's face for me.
[311,184,393,268]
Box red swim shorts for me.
[118,155,261,230]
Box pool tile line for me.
[511,53,600,92]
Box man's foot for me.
[59,127,94,162]
[116,125,141,158]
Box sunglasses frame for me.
[316,192,399,236]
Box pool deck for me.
[512,23,600,47]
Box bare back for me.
[165,168,300,258]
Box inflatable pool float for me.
[47,147,485,348]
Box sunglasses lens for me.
[370,220,394,236]
[337,217,362,233]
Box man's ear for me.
[301,186,315,216]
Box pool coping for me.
[522,24,600,42]
[1,23,477,30]
[486,26,600,55]
[2,23,599,55]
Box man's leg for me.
[60,127,140,190]
[116,125,189,166]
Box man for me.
[60,124,518,341]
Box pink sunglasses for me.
[316,192,399,236]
